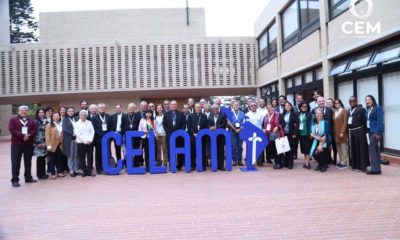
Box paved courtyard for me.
[0,139,399,240]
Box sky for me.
[30,0,271,37]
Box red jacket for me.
[8,116,37,145]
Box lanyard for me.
[349,107,356,116]
[299,112,306,122]
[19,118,28,126]
[99,114,106,123]
[267,112,274,123]
[367,107,374,120]
[128,113,134,125]
[233,111,239,121]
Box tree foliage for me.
[9,0,38,43]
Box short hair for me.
[278,95,287,101]
[45,107,54,113]
[19,105,29,111]
[79,110,88,116]
[211,104,219,109]
[80,100,88,104]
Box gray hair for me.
[18,105,29,111]
[79,110,88,116]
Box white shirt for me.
[74,120,95,144]
[245,111,263,129]
[55,122,62,134]
[155,115,166,136]
[116,113,122,132]
[257,107,267,118]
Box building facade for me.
[255,0,400,155]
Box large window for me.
[282,0,320,50]
[258,21,277,65]
[329,0,350,19]
[383,71,400,153]
[261,81,279,104]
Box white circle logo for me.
[349,0,374,19]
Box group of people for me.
[9,92,385,187]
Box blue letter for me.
[169,130,191,173]
[125,131,146,174]
[102,132,124,175]
[149,131,167,174]
[196,129,232,172]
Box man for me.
[348,96,370,172]
[121,103,137,167]
[204,103,211,119]
[257,98,267,118]
[109,104,124,160]
[87,104,98,121]
[275,95,286,114]
[187,98,195,113]
[187,103,208,171]
[326,98,334,109]
[208,104,228,171]
[9,105,37,187]
[92,103,111,173]
[182,104,191,131]
[294,94,304,112]
[163,100,186,171]
[199,98,207,112]
[228,101,245,166]
[245,101,265,166]
[242,97,254,113]
[214,97,222,107]
[148,102,156,117]
[131,101,148,166]
[75,100,89,117]
[309,90,321,110]
[163,99,170,112]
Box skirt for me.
[299,135,312,154]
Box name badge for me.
[173,121,176,126]
[348,116,353,125]
[102,123,108,131]
[299,123,304,131]
[266,124,271,131]
[22,126,28,135]
[367,120,370,129]
[235,122,240,128]
[197,125,200,131]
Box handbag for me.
[275,127,291,154]
[269,132,278,141]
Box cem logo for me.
[341,0,381,35]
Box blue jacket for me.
[366,105,384,134]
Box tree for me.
[9,0,38,43]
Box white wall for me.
[39,8,206,43]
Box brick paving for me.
[0,139,399,240]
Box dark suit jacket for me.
[162,110,186,136]
[92,113,111,143]
[279,111,299,139]
[121,112,136,134]
[208,112,227,129]
[133,111,145,130]
[109,113,124,132]
[187,113,208,136]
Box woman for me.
[59,106,69,173]
[262,104,280,169]
[298,102,312,169]
[365,95,384,175]
[62,106,80,177]
[271,99,278,109]
[45,112,64,179]
[333,99,349,169]
[278,102,299,169]
[138,110,156,172]
[74,110,95,177]
[154,104,168,166]
[34,108,49,179]
[348,96,369,172]
[310,109,331,172]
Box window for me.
[356,76,378,108]
[258,21,278,65]
[282,0,320,51]
[305,71,313,83]
[330,60,349,76]
[294,75,302,86]
[282,1,299,41]
[347,52,373,71]
[337,81,353,108]
[383,71,400,152]
[300,0,320,29]
[286,78,293,88]
[329,0,350,19]
[372,42,400,64]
